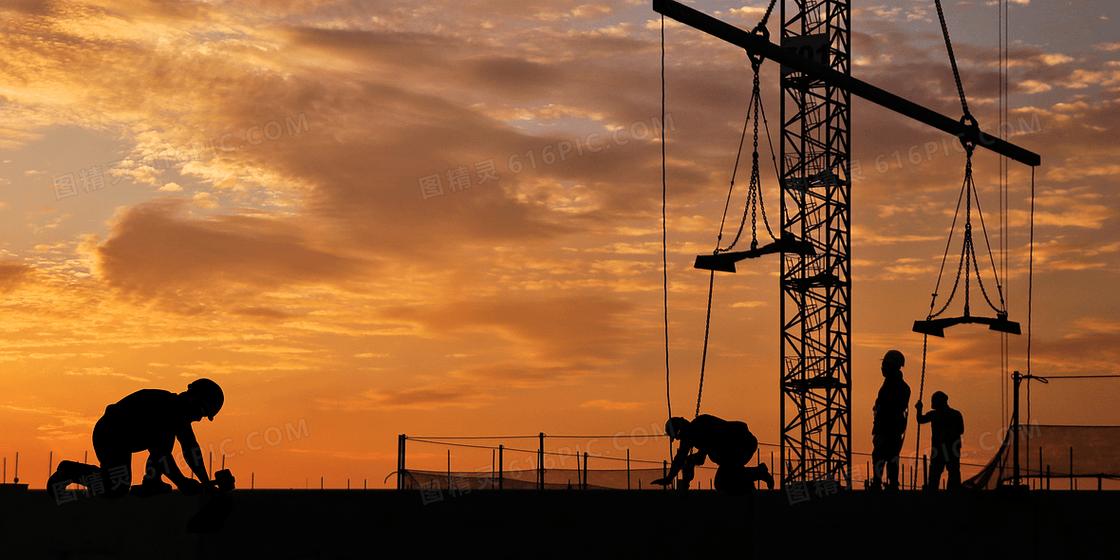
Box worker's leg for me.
[926,446,945,491]
[131,437,177,497]
[714,465,752,496]
[744,463,774,489]
[946,440,962,490]
[46,460,102,504]
[885,453,901,489]
[871,434,890,489]
[92,419,132,499]
[678,452,705,489]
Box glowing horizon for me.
[2,0,1118,490]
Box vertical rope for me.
[661,13,673,444]
[1025,166,1036,479]
[915,333,929,485]
[1027,166,1035,380]
[696,271,715,418]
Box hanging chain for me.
[718,63,776,253]
[934,0,971,120]
[694,0,778,420]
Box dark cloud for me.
[94,199,374,310]
[381,294,637,364]
[0,262,32,292]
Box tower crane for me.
[654,0,1039,488]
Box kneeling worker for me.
[651,415,773,495]
[48,378,227,501]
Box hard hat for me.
[882,350,905,368]
[188,378,224,421]
[665,417,689,440]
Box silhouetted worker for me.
[916,391,965,490]
[650,415,773,495]
[871,350,910,490]
[47,379,226,502]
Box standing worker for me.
[916,391,965,490]
[871,350,910,490]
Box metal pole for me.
[397,434,406,490]
[14,451,18,484]
[499,445,504,490]
[574,448,580,488]
[627,449,631,490]
[1070,447,1074,490]
[1012,371,1021,486]
[538,432,544,490]
[583,452,588,490]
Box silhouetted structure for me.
[47,379,227,503]
[871,350,910,490]
[651,415,773,495]
[917,391,964,490]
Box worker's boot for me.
[46,460,97,504]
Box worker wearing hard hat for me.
[47,378,227,503]
[871,350,911,490]
[651,414,773,495]
[916,391,965,490]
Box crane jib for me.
[652,0,1041,168]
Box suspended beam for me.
[912,314,1022,338]
[694,236,816,273]
[652,0,1041,167]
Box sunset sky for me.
[1,0,1117,489]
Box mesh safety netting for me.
[964,424,1120,489]
[401,465,720,491]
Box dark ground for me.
[1,485,1114,559]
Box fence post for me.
[627,449,631,490]
[397,434,407,490]
[538,433,544,490]
[499,445,504,490]
[583,452,588,490]
[1069,447,1074,490]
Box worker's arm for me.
[651,442,693,485]
[176,427,222,497]
[914,402,931,424]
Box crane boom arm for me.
[653,0,1040,167]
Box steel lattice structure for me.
[653,0,1038,491]
[778,0,852,488]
